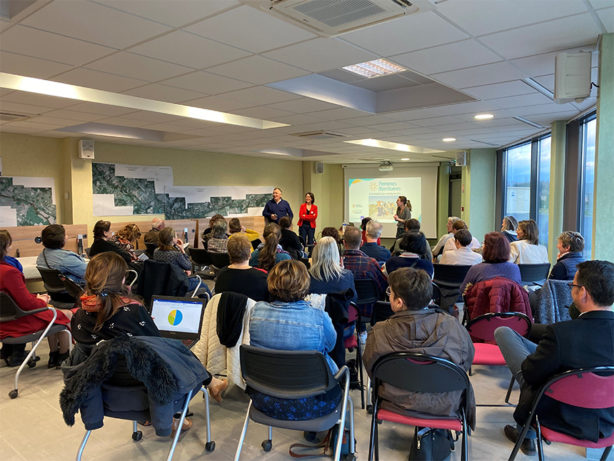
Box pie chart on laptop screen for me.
[168,309,183,326]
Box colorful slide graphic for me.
[348,177,421,224]
[168,309,183,326]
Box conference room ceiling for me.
[0,0,607,164]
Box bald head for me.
[152,217,165,230]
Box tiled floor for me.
[0,343,606,461]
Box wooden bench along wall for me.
[4,224,89,258]
[196,216,265,248]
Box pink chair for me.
[509,366,614,461]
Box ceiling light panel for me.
[345,138,444,154]
[342,59,407,79]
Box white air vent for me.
[290,130,347,139]
[0,112,31,122]
[242,0,427,37]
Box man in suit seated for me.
[495,260,614,455]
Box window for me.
[579,115,596,258]
[502,135,552,243]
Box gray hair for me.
[366,220,383,239]
[448,216,461,224]
[212,219,228,239]
[309,237,344,282]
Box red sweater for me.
[297,203,318,229]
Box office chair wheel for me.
[132,431,143,441]
[205,441,215,452]
[9,389,18,399]
[344,455,356,461]
[27,358,37,368]
[261,440,272,452]
[366,404,373,414]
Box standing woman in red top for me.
[0,230,71,368]
[298,192,317,246]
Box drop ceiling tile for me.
[436,0,588,36]
[128,31,251,69]
[94,0,239,27]
[597,7,614,32]
[52,68,147,92]
[319,69,365,84]
[0,25,114,66]
[86,52,193,81]
[0,18,10,33]
[462,81,537,100]
[432,61,525,89]
[210,85,300,108]
[183,94,248,112]
[42,108,110,122]
[340,11,468,57]
[479,14,600,59]
[186,5,315,53]
[1,91,77,109]
[0,51,73,79]
[266,98,339,114]
[590,0,614,9]
[392,39,502,75]
[21,1,171,49]
[262,38,377,73]
[207,55,308,85]
[0,100,57,116]
[65,102,136,117]
[122,83,207,103]
[161,71,251,95]
[233,106,294,120]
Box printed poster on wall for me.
[0,175,57,226]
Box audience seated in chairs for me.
[494,260,614,456]
[1,230,72,368]
[67,252,227,433]
[89,220,132,264]
[36,224,88,286]
[364,268,476,425]
[207,219,229,254]
[309,236,357,302]
[248,260,341,420]
[322,226,344,257]
[501,215,519,243]
[143,217,164,247]
[249,223,291,272]
[278,216,304,260]
[360,217,380,246]
[390,218,433,260]
[0,230,22,272]
[442,219,481,254]
[384,232,433,277]
[549,231,586,281]
[153,227,210,298]
[202,214,225,250]
[440,229,483,266]
[432,216,461,260]
[215,236,269,302]
[509,219,549,264]
[113,223,142,261]
[360,220,391,264]
[227,217,259,250]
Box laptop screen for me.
[150,296,206,341]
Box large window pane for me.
[537,136,551,245]
[580,117,596,258]
[504,142,531,222]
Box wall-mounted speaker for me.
[456,151,467,167]
[554,52,592,103]
[314,161,324,174]
[78,139,95,159]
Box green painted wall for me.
[462,148,496,242]
[437,163,450,237]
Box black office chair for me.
[368,352,472,461]
[206,251,230,279]
[37,267,78,309]
[188,247,211,271]
[518,263,551,284]
[235,345,355,461]
[433,264,473,314]
[135,260,198,307]
[0,292,72,399]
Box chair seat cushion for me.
[249,400,343,432]
[377,408,462,431]
[472,343,506,365]
[541,425,614,448]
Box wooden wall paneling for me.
[5,224,88,257]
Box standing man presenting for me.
[262,187,293,224]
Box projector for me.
[378,161,393,172]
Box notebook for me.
[150,295,206,341]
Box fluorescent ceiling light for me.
[345,138,444,154]
[0,72,288,130]
[442,137,456,142]
[342,59,406,79]
[522,78,554,100]
[259,149,292,156]
[400,157,410,161]
[513,116,545,129]
[474,113,494,120]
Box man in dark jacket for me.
[495,260,614,455]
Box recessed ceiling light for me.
[342,59,406,79]
[345,138,444,154]
[474,113,494,120]
[400,157,410,161]
[442,137,456,142]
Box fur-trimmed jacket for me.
[464,276,532,321]
[60,336,209,436]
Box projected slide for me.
[348,178,421,224]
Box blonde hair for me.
[309,237,343,282]
[117,224,141,242]
[267,260,310,302]
[85,253,129,331]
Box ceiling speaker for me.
[78,139,95,159]
[554,52,592,103]
[456,151,467,167]
[314,161,324,174]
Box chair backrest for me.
[136,260,189,306]
[433,264,473,287]
[145,243,157,259]
[251,239,262,250]
[239,345,335,399]
[207,251,230,268]
[518,263,551,283]
[37,267,69,293]
[58,274,85,300]
[371,352,470,413]
[542,367,614,409]
[466,312,532,343]
[354,279,379,305]
[188,247,211,266]
[0,292,19,322]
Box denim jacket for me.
[249,299,338,373]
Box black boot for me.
[55,351,70,369]
[47,351,59,368]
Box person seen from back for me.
[143,217,164,246]
[442,220,480,253]
[549,231,585,281]
[278,216,304,260]
[390,218,433,261]
[207,219,229,254]
[495,260,614,455]
[202,214,224,250]
[509,219,549,264]
[385,232,434,277]
[360,219,391,264]
[88,220,132,264]
[249,223,291,272]
[501,216,518,243]
[114,223,141,261]
[309,236,356,302]
[432,216,461,259]
[360,217,380,246]
[440,229,483,266]
[227,217,259,249]
[36,224,87,285]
